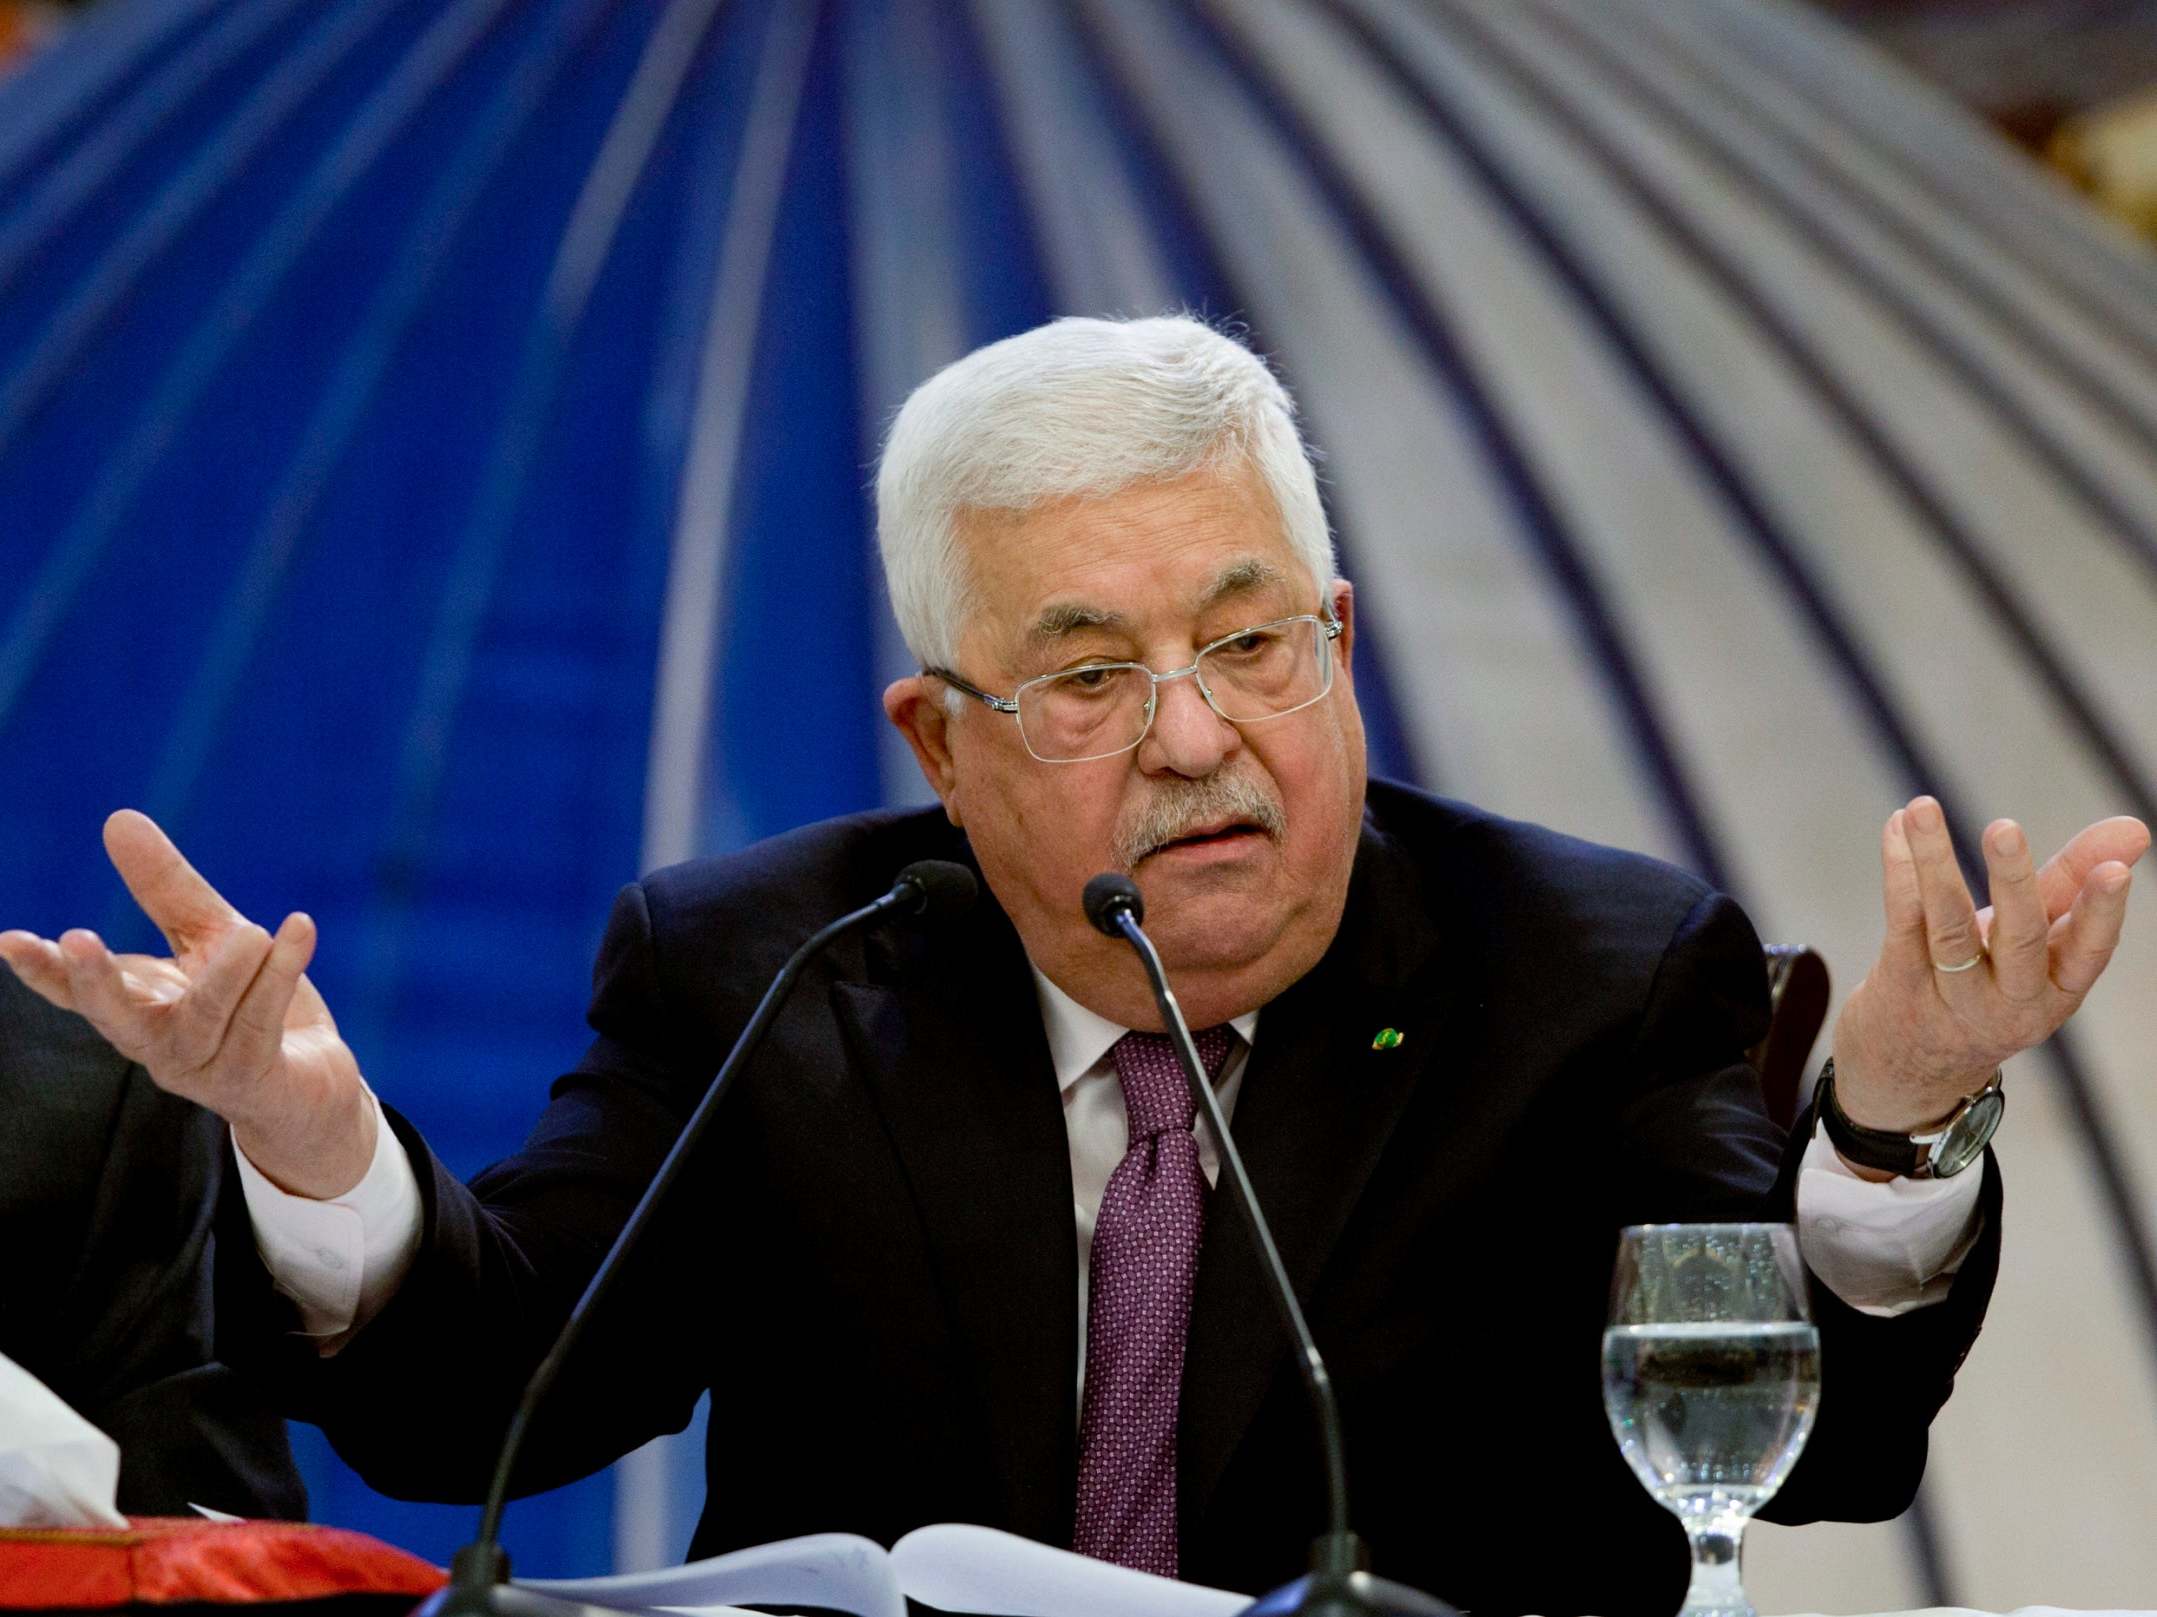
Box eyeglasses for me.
[928,612,1343,764]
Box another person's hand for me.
[1832,795,2147,1140]
[0,810,374,1198]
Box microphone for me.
[418,860,977,1617]
[895,857,979,920]
[1081,870,1144,935]
[1084,873,1456,1617]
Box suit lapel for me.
[834,904,1079,1545]
[1181,820,1454,1527]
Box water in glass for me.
[1603,1319,1820,1515]
[1603,1224,1818,1617]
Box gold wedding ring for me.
[1933,951,1986,973]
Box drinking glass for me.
[1602,1223,1820,1617]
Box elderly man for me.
[2,317,2144,1615]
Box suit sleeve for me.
[1615,887,1999,1525]
[219,881,720,1503]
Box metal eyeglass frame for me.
[925,610,1344,764]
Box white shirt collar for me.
[1032,967,1262,1093]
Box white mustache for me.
[1112,773,1288,869]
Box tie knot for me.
[1110,1025,1237,1139]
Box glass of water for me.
[1603,1223,1820,1617]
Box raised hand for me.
[0,811,375,1198]
[1832,796,2148,1135]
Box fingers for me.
[164,920,276,1077]
[1903,798,1986,977]
[111,954,189,1006]
[2036,816,2152,920]
[33,913,316,1111]
[0,931,80,1011]
[2053,860,2135,999]
[1981,820,2049,1003]
[102,809,241,953]
[1875,809,1930,979]
[57,930,158,1061]
[225,913,316,1062]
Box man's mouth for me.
[1145,819,1266,860]
[1111,774,1289,869]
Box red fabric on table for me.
[0,1518,444,1608]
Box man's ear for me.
[1328,578,1356,673]
[884,676,965,827]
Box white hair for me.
[874,314,1334,674]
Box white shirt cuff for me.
[1795,1126,1986,1316]
[233,1092,425,1353]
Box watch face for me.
[1932,1088,2006,1178]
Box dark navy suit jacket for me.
[2,969,305,1519]
[225,781,1996,1614]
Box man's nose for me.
[1137,670,1239,777]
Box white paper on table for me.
[890,1523,1249,1617]
[520,1523,1249,1617]
[522,1531,904,1617]
[0,1349,129,1529]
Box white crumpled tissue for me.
[0,1348,130,1528]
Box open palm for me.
[0,811,373,1197]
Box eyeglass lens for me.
[1015,617,1332,762]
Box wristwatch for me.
[1815,1058,2004,1180]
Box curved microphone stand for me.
[1082,872,1459,1617]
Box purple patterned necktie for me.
[1072,1023,1238,1579]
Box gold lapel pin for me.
[1371,1027,1405,1051]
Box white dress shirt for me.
[237,979,1986,1352]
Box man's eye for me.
[1216,630,1278,657]
[1063,666,1118,690]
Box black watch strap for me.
[1814,1058,2003,1180]
[1816,1059,1928,1175]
